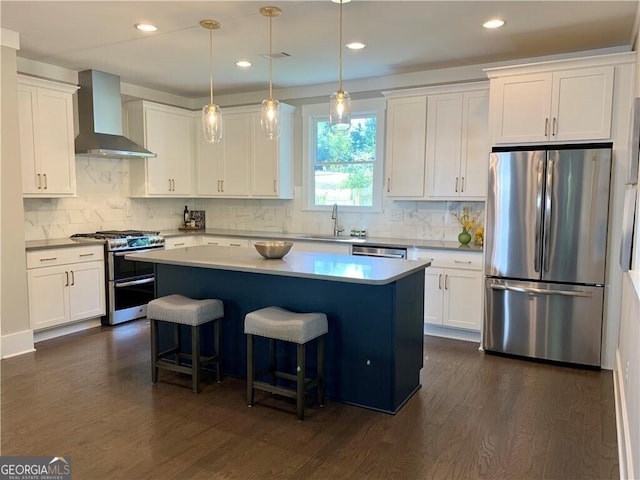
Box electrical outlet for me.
[390,209,404,221]
[125,199,132,217]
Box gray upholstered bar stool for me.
[245,306,328,420]
[147,294,224,393]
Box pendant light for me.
[329,0,351,133]
[200,19,223,143]
[260,6,282,140]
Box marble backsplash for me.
[23,156,485,241]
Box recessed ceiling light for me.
[135,23,158,32]
[346,42,366,50]
[483,19,505,29]
[331,0,351,3]
[236,60,252,68]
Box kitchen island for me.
[127,245,430,413]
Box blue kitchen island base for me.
[154,263,425,414]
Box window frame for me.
[302,98,386,212]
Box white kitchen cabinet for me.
[18,75,78,197]
[164,235,202,249]
[383,95,427,198]
[127,101,194,197]
[489,66,614,144]
[195,104,294,199]
[292,241,350,254]
[411,249,483,331]
[26,245,105,331]
[202,236,248,248]
[425,89,489,199]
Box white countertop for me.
[126,245,430,285]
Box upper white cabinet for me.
[127,101,194,197]
[384,95,427,198]
[18,75,78,197]
[383,82,489,201]
[425,89,489,199]
[487,60,615,144]
[195,104,294,199]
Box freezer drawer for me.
[483,279,603,367]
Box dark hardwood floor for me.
[1,320,618,479]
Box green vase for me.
[458,229,472,245]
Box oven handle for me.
[114,249,159,257]
[115,277,155,288]
[353,252,406,259]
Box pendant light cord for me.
[209,27,214,105]
[269,14,273,100]
[338,0,343,92]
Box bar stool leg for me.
[247,334,255,406]
[269,338,277,386]
[214,319,221,382]
[192,325,201,393]
[150,319,159,383]
[317,335,325,407]
[175,323,182,366]
[296,343,305,420]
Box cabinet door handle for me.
[445,274,449,290]
[545,118,549,137]
[78,253,95,257]
[273,179,277,193]
[552,117,557,136]
[221,180,224,192]
[438,273,442,290]
[43,173,47,189]
[168,179,172,191]
[454,260,472,264]
[230,243,242,247]
[39,257,58,262]
[387,178,391,193]
[455,177,459,193]
[70,270,75,286]
[65,271,69,287]
[37,173,42,189]
[174,242,185,247]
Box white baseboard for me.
[424,324,481,343]
[1,329,35,359]
[614,349,635,480]
[34,318,101,343]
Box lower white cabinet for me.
[411,248,483,331]
[164,235,202,249]
[26,245,105,331]
[291,241,350,254]
[203,236,249,248]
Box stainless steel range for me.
[71,230,165,325]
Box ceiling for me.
[1,1,638,99]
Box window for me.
[302,99,385,211]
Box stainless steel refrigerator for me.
[483,144,612,367]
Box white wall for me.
[614,4,640,479]
[1,30,33,358]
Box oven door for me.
[109,249,157,281]
[109,276,156,324]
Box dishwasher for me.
[351,244,407,259]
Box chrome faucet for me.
[331,204,343,236]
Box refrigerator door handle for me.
[543,157,554,273]
[534,158,544,273]
[490,284,593,298]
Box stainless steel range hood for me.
[75,70,155,158]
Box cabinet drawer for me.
[203,236,248,247]
[410,248,482,270]
[27,245,104,269]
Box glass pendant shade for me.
[261,98,281,139]
[260,6,282,140]
[202,103,222,143]
[330,89,351,132]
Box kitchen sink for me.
[296,235,367,243]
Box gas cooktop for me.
[71,230,164,251]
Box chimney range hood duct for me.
[75,70,156,158]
